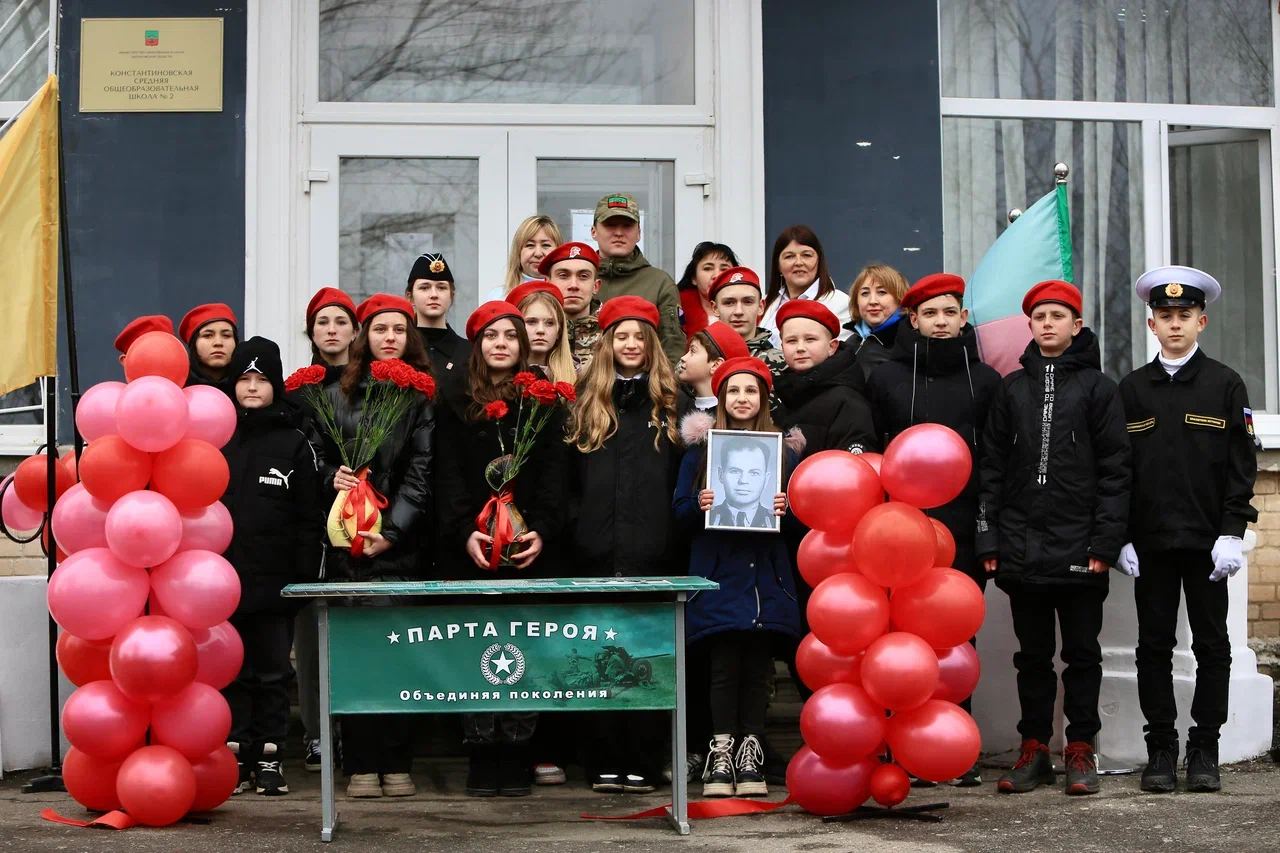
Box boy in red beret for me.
[542,241,603,373]
[977,280,1130,797]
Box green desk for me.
[282,577,718,842]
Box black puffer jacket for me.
[843,314,903,382]
[417,325,470,418]
[774,344,878,456]
[976,331,1130,589]
[867,324,1001,546]
[309,375,435,581]
[221,403,324,613]
[569,377,682,577]
[434,402,568,579]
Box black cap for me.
[228,336,285,402]
[407,253,454,287]
[1148,282,1206,309]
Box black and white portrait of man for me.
[705,430,783,533]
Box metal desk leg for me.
[319,602,339,842]
[667,594,691,836]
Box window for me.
[0,0,49,103]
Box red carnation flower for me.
[513,371,537,390]
[554,381,576,403]
[411,371,436,399]
[369,360,392,382]
[484,400,509,420]
[528,379,558,405]
[285,365,327,392]
[389,362,415,389]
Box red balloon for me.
[797,529,857,588]
[59,453,78,487]
[857,451,883,476]
[788,450,882,536]
[188,745,239,812]
[795,632,861,691]
[47,548,149,641]
[799,683,885,764]
[115,745,197,827]
[932,642,982,704]
[191,621,244,689]
[13,452,75,511]
[56,632,113,686]
[860,632,940,711]
[152,682,232,759]
[150,439,229,511]
[885,699,981,783]
[853,502,937,588]
[78,436,153,503]
[124,331,189,387]
[63,747,128,812]
[61,680,150,760]
[930,518,956,568]
[881,424,972,509]
[109,616,198,703]
[869,763,911,807]
[151,550,241,630]
[890,568,986,649]
[807,573,890,656]
[785,746,876,816]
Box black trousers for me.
[683,641,713,752]
[1007,583,1107,745]
[341,714,413,775]
[1134,548,1230,749]
[462,712,537,745]
[585,711,667,779]
[706,630,775,739]
[224,611,294,752]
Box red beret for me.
[702,322,750,361]
[507,280,564,309]
[776,299,839,338]
[466,300,525,342]
[538,241,600,275]
[356,294,415,326]
[114,315,174,354]
[901,273,965,311]
[1022,280,1082,317]
[179,303,238,343]
[708,266,762,301]
[711,356,773,397]
[598,295,659,331]
[306,286,357,324]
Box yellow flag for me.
[0,74,59,394]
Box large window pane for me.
[943,118,1145,381]
[0,381,41,425]
[0,0,49,102]
[536,159,676,277]
[319,0,695,105]
[941,0,1273,107]
[338,157,481,320]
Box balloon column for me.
[33,331,242,826]
[788,426,985,816]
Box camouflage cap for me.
[593,192,640,224]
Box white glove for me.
[1209,535,1244,582]
[1114,543,1140,578]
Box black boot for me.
[1140,742,1178,793]
[1185,742,1221,792]
[498,744,532,797]
[997,739,1054,794]
[1063,741,1100,796]
[465,744,500,797]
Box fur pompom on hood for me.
[680,409,716,447]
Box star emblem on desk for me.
[491,652,514,674]
[604,628,618,640]
[386,631,400,644]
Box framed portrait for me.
[705,429,784,533]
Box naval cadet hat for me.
[1134,265,1221,309]
[408,253,454,287]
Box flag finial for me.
[1054,162,1070,184]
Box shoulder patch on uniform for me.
[1126,417,1155,433]
[1244,407,1256,436]
[1185,413,1226,429]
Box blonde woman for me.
[844,262,910,380]
[505,281,576,385]
[482,215,564,302]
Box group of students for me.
[110,191,1258,806]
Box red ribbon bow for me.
[342,468,389,559]
[475,489,516,571]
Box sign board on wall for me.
[79,18,224,113]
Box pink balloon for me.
[178,502,233,554]
[1,473,43,532]
[785,746,877,816]
[885,699,982,783]
[115,745,197,827]
[75,381,125,442]
[50,483,112,555]
[799,683,885,765]
[109,615,198,703]
[104,490,182,568]
[152,682,232,759]
[61,680,150,760]
[47,548,149,640]
[860,632,940,712]
[115,376,189,453]
[880,424,973,509]
[183,385,237,449]
[932,642,982,704]
[188,746,239,813]
[151,550,241,630]
[191,621,244,689]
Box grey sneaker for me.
[304,738,322,772]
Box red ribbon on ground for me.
[342,468,388,559]
[475,489,515,571]
[581,795,795,822]
[41,807,137,830]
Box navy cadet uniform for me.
[1117,265,1259,791]
[407,252,472,416]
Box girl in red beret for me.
[566,297,681,795]
[509,284,576,385]
[180,303,240,390]
[303,287,358,386]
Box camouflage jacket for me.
[570,307,602,374]
[746,329,788,418]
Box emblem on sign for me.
[1165,283,1183,298]
[481,642,526,686]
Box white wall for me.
[0,576,70,774]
